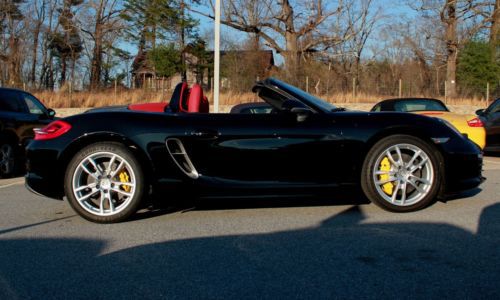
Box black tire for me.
[64,142,145,223]
[0,142,21,178]
[361,135,443,212]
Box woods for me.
[0,0,498,104]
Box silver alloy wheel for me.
[72,152,136,216]
[0,144,14,175]
[372,143,434,206]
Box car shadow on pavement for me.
[1,203,499,299]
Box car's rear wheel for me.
[64,142,145,223]
[361,135,443,212]
[0,142,18,178]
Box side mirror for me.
[291,107,312,122]
[47,109,56,118]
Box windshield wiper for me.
[331,107,347,112]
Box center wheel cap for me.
[100,179,111,190]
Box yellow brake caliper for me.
[119,171,131,193]
[379,157,394,195]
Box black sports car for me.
[477,98,500,153]
[0,88,56,177]
[25,78,484,223]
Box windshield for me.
[269,78,337,112]
[393,99,448,112]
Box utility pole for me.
[214,0,221,113]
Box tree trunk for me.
[90,0,105,90]
[443,0,458,98]
[30,25,41,85]
[282,0,300,81]
[60,56,67,86]
[491,0,500,61]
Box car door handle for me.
[190,130,220,139]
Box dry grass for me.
[33,89,490,109]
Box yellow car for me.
[371,98,486,149]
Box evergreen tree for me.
[457,41,500,96]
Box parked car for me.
[26,78,483,223]
[230,102,272,114]
[476,98,500,153]
[0,88,56,177]
[371,98,486,149]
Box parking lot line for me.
[484,159,500,165]
[0,180,24,189]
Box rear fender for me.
[57,132,155,190]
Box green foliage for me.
[457,41,500,94]
[121,0,199,49]
[148,44,181,77]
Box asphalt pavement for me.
[1,157,500,299]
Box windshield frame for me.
[254,78,337,113]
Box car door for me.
[15,92,53,146]
[176,111,344,186]
[485,100,500,148]
[0,90,30,141]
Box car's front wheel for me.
[64,142,145,223]
[361,135,443,212]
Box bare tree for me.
[194,0,353,78]
[82,0,123,90]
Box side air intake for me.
[166,138,200,179]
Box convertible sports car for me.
[25,78,484,223]
[371,98,486,149]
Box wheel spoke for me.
[108,197,115,212]
[401,182,407,204]
[112,181,134,187]
[99,193,106,214]
[75,183,97,193]
[410,158,428,173]
[111,160,125,177]
[375,170,394,175]
[408,179,425,194]
[407,150,422,168]
[395,146,403,165]
[391,181,401,203]
[107,155,117,175]
[87,158,103,174]
[81,163,99,179]
[111,187,133,198]
[77,189,99,202]
[376,177,397,185]
[386,151,399,166]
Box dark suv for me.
[0,88,56,177]
[477,98,500,153]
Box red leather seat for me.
[187,84,209,113]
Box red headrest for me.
[187,84,209,113]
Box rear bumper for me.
[25,173,64,200]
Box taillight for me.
[34,120,72,141]
[467,117,484,127]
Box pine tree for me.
[48,0,83,86]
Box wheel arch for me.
[57,132,155,191]
[363,126,443,158]
[361,126,447,197]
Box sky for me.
[120,0,417,68]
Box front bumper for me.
[441,141,485,194]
